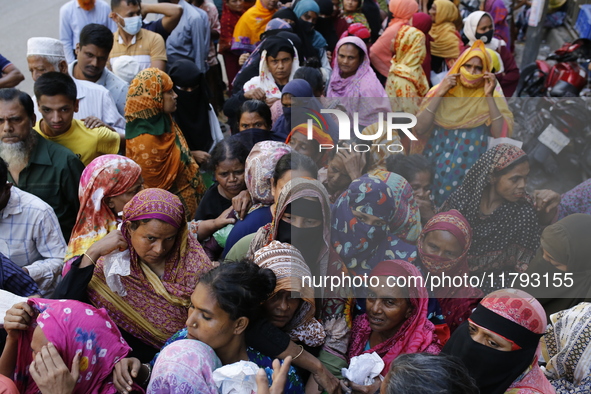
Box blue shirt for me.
[0,253,40,297]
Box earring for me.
[192,323,197,328]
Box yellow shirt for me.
[34,119,120,166]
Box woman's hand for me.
[483,72,497,97]
[338,146,366,181]
[29,343,80,394]
[311,365,342,394]
[4,302,36,339]
[191,150,211,165]
[415,191,436,223]
[232,190,252,220]
[438,73,459,96]
[245,87,266,100]
[256,356,292,394]
[113,357,142,393]
[266,97,279,106]
[85,230,128,260]
[239,52,250,66]
[534,189,561,226]
[214,206,237,229]
[345,377,381,394]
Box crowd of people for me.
[0,0,589,393]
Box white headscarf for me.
[463,11,505,50]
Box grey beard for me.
[0,131,37,171]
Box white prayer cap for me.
[27,37,66,59]
[111,56,141,83]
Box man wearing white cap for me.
[26,37,125,139]
[59,0,117,65]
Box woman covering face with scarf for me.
[443,289,555,394]
[412,40,513,207]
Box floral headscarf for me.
[245,141,292,206]
[15,298,133,394]
[65,155,142,261]
[254,241,326,347]
[331,170,421,275]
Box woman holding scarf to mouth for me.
[412,40,513,207]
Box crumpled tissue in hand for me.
[213,360,259,394]
[341,352,384,386]
[102,249,131,296]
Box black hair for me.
[0,88,35,121]
[494,155,529,177]
[0,158,7,185]
[33,72,77,103]
[383,353,479,394]
[207,139,250,172]
[112,0,141,9]
[293,67,324,95]
[272,152,319,185]
[200,261,276,321]
[386,154,434,184]
[79,23,114,52]
[263,36,296,58]
[238,100,272,129]
[338,42,365,63]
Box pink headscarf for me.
[369,0,418,77]
[15,298,136,394]
[347,260,442,375]
[327,36,391,127]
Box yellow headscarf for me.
[429,0,461,59]
[411,41,514,153]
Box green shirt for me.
[224,233,255,262]
[8,133,84,242]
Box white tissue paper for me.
[213,360,260,394]
[102,249,131,296]
[341,352,385,386]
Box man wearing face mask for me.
[60,0,118,65]
[109,0,168,72]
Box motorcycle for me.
[510,96,591,184]
[516,38,591,97]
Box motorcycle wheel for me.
[516,63,546,97]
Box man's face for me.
[27,56,57,82]
[112,1,142,25]
[76,44,110,80]
[37,95,78,136]
[0,99,34,145]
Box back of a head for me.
[79,23,115,52]
[199,261,276,321]
[294,67,324,95]
[207,139,250,172]
[384,353,479,394]
[0,88,35,122]
[273,152,319,184]
[34,72,77,103]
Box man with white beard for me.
[0,88,84,242]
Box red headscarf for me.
[347,260,442,375]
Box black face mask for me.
[300,20,315,34]
[276,219,324,274]
[442,305,542,394]
[475,30,494,44]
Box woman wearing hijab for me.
[53,189,213,362]
[522,214,591,319]
[220,0,245,90]
[345,260,442,393]
[413,41,513,206]
[254,241,327,349]
[231,0,279,53]
[481,0,510,46]
[335,0,371,38]
[293,0,332,78]
[542,302,591,394]
[125,68,205,219]
[327,36,391,130]
[331,170,422,276]
[464,11,519,97]
[410,12,434,85]
[416,210,483,333]
[443,289,555,394]
[1,298,138,393]
[428,0,464,75]
[385,25,430,114]
[439,144,540,293]
[369,0,418,79]
[286,123,333,169]
[169,59,216,160]
[65,155,143,266]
